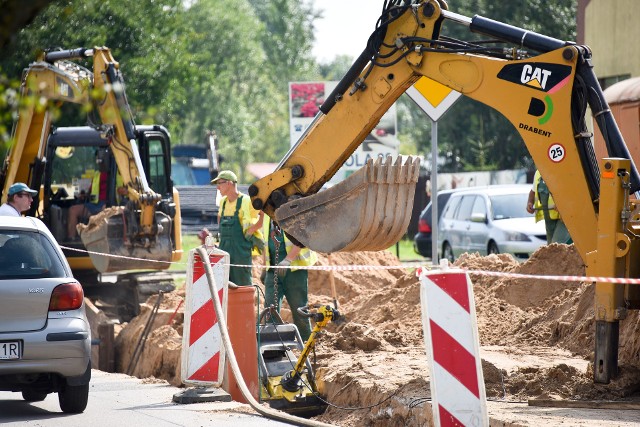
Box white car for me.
[0,216,91,413]
[437,184,547,262]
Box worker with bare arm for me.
[262,215,318,341]
[67,150,109,240]
[0,183,37,216]
[527,170,572,244]
[212,170,263,286]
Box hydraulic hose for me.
[197,247,336,427]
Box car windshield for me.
[490,193,532,220]
[0,231,66,279]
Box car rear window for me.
[0,231,66,279]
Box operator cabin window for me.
[148,139,168,195]
[51,146,96,199]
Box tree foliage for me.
[0,0,322,180]
[0,0,578,177]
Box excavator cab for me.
[42,125,177,273]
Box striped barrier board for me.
[181,247,230,387]
[419,267,488,427]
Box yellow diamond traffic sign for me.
[406,77,462,121]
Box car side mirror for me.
[470,212,487,223]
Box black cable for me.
[313,387,401,411]
[408,396,430,408]
[571,73,600,201]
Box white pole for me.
[431,119,439,265]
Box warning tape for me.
[61,245,640,285]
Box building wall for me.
[584,0,640,83]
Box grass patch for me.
[170,234,201,272]
[387,237,423,261]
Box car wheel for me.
[58,383,89,414]
[442,242,454,263]
[488,241,499,255]
[22,390,47,402]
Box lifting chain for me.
[271,223,282,318]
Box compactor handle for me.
[296,306,321,321]
[297,305,340,323]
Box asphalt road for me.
[0,370,294,427]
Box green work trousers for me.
[264,269,311,342]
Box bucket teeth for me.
[274,155,420,253]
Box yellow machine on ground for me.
[0,47,182,318]
[250,0,640,384]
[258,305,339,417]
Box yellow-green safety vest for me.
[262,216,317,271]
[533,170,560,222]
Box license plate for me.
[0,341,21,360]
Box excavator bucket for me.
[78,207,173,273]
[275,155,420,253]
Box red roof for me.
[247,163,277,179]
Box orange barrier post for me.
[223,286,258,402]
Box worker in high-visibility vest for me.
[262,215,317,341]
[526,170,572,244]
[212,170,263,286]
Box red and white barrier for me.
[419,267,488,427]
[181,247,229,387]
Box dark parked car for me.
[413,189,456,258]
[0,216,91,413]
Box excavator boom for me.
[250,0,638,257]
[250,0,640,385]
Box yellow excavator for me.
[0,47,182,318]
[251,0,640,385]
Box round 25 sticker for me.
[548,143,565,163]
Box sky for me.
[311,0,386,63]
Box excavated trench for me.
[100,245,640,426]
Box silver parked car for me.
[437,184,547,262]
[0,216,91,413]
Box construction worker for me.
[262,215,318,341]
[67,151,126,240]
[526,170,572,244]
[0,182,37,216]
[211,170,263,286]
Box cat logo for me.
[56,76,73,98]
[59,83,70,97]
[521,65,551,89]
[497,62,572,93]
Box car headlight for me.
[506,231,531,241]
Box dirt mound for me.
[113,244,640,426]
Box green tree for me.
[0,0,322,180]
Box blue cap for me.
[8,182,38,196]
